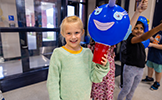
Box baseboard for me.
[0,67,48,92]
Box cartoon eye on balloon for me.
[113,11,128,21]
[114,11,123,20]
[94,8,103,15]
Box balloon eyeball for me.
[113,12,123,20]
[94,8,103,15]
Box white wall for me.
[128,0,156,30]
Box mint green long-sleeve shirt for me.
[47,47,110,100]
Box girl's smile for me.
[70,40,78,43]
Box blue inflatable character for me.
[138,16,150,48]
[88,0,130,45]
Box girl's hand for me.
[148,43,155,47]
[137,0,148,13]
[101,54,108,66]
[150,37,154,42]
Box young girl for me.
[117,20,162,100]
[47,16,110,100]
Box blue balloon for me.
[138,16,150,48]
[142,39,150,48]
[88,4,130,45]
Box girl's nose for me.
[72,34,76,38]
[137,29,142,32]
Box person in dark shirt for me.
[117,19,162,100]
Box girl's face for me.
[132,23,144,37]
[62,22,84,51]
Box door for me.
[152,0,162,28]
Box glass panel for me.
[1,59,23,77]
[34,0,61,28]
[29,55,49,69]
[28,31,51,69]
[41,1,56,28]
[27,32,37,50]
[67,5,75,16]
[42,32,56,41]
[25,0,35,27]
[0,32,22,77]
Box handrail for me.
[0,27,60,32]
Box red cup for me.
[92,42,109,65]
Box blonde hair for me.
[60,16,84,33]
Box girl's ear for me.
[82,29,85,36]
[61,31,65,37]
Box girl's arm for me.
[131,23,162,44]
[90,51,110,83]
[130,0,148,30]
[149,43,162,50]
[47,50,61,100]
[123,0,148,40]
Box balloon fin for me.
[108,0,116,7]
[123,25,132,40]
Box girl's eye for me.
[67,32,71,35]
[140,28,144,30]
[94,8,103,15]
[75,32,79,34]
[113,11,123,20]
[134,27,138,30]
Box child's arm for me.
[130,0,148,30]
[131,23,162,44]
[90,53,110,83]
[149,43,162,50]
[123,0,148,40]
[47,50,61,100]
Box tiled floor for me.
[2,61,162,100]
[3,81,49,100]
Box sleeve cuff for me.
[96,62,110,70]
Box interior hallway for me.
[2,61,162,100]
